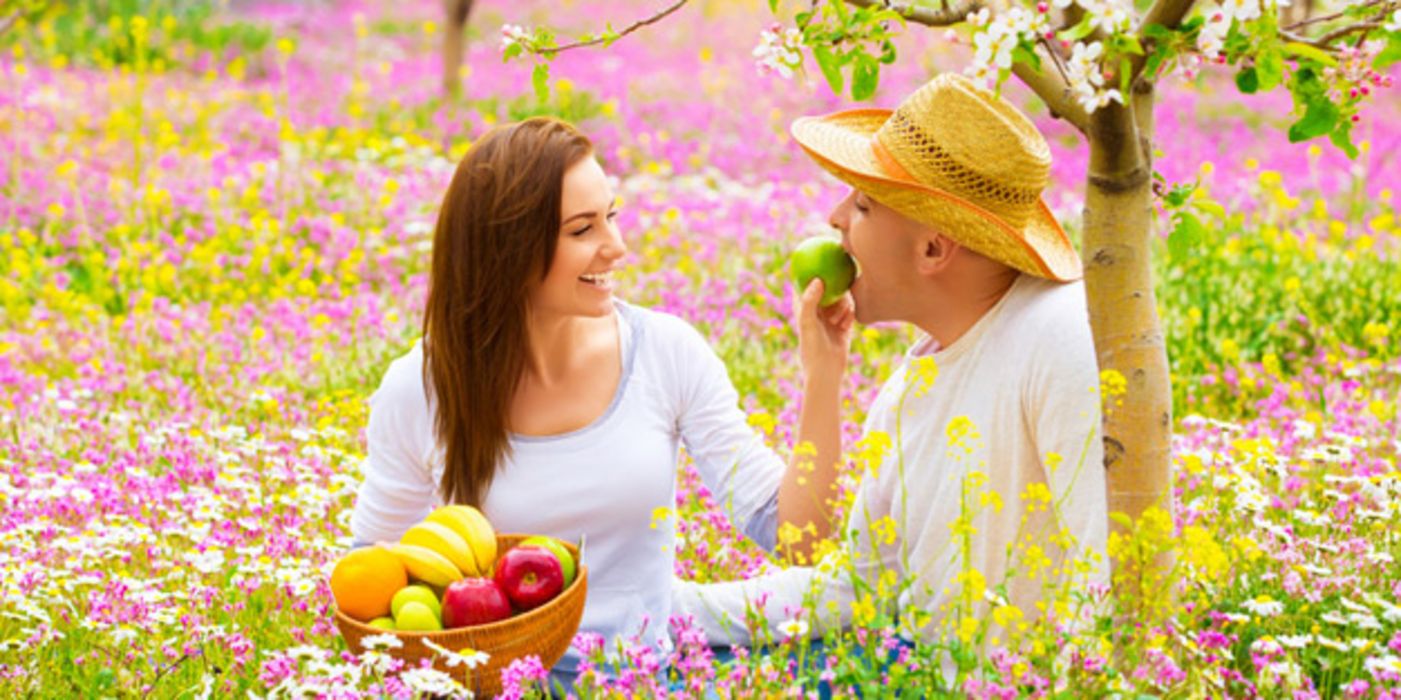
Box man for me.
[675,73,1109,656]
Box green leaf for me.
[1168,211,1205,262]
[851,52,879,101]
[1142,23,1173,40]
[812,44,845,96]
[1119,57,1132,94]
[1163,182,1196,209]
[1257,49,1285,91]
[1193,199,1226,221]
[1109,511,1135,531]
[878,39,897,65]
[1012,43,1042,73]
[1282,41,1338,67]
[1288,95,1339,143]
[531,62,550,103]
[1060,15,1095,42]
[1330,120,1359,159]
[1375,35,1401,70]
[1235,67,1259,94]
[768,0,780,12]
[1118,35,1145,56]
[502,43,522,62]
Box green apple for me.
[790,237,856,306]
[368,616,397,631]
[521,535,576,588]
[395,601,442,631]
[391,584,441,619]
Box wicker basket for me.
[336,534,587,697]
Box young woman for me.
[349,117,852,686]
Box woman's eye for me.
[606,210,619,220]
[571,226,590,236]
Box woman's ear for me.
[914,231,960,277]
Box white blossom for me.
[500,24,529,51]
[778,618,811,640]
[423,638,491,670]
[360,633,404,651]
[398,667,469,698]
[753,24,804,80]
[1242,596,1284,617]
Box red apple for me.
[441,577,512,628]
[493,546,564,612]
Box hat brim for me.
[790,109,1082,282]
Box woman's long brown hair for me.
[423,117,594,507]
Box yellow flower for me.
[870,515,898,546]
[910,356,938,396]
[945,415,979,451]
[747,411,776,435]
[992,604,1023,627]
[1220,339,1240,363]
[1020,482,1053,512]
[956,615,979,643]
[955,567,986,603]
[851,593,876,626]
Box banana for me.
[389,543,462,587]
[401,521,478,576]
[426,505,497,574]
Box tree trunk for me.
[1081,88,1173,529]
[442,0,473,96]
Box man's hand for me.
[796,278,854,380]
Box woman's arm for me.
[671,280,851,560]
[776,279,853,560]
[349,353,438,545]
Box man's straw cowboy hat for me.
[791,73,1082,281]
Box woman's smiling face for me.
[528,155,628,319]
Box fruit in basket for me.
[389,544,462,587]
[330,546,408,622]
[494,545,565,612]
[391,584,442,619]
[425,505,497,574]
[401,521,479,577]
[520,535,576,588]
[368,617,396,631]
[441,577,512,628]
[395,600,443,632]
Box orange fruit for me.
[330,546,408,622]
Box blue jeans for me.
[549,636,917,697]
[683,636,917,699]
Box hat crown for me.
[875,74,1051,227]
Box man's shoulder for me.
[1000,277,1092,342]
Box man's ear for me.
[914,231,959,277]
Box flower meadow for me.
[2,0,1399,698]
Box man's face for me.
[827,188,920,325]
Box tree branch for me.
[1013,46,1091,134]
[1283,18,1387,50]
[1128,0,1199,84]
[1284,0,1390,31]
[843,0,984,27]
[842,0,1087,130]
[542,0,691,54]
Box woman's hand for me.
[795,278,854,381]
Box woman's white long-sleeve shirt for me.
[349,301,784,670]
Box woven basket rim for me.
[334,533,586,637]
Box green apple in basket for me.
[520,535,576,587]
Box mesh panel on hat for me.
[881,111,1041,229]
